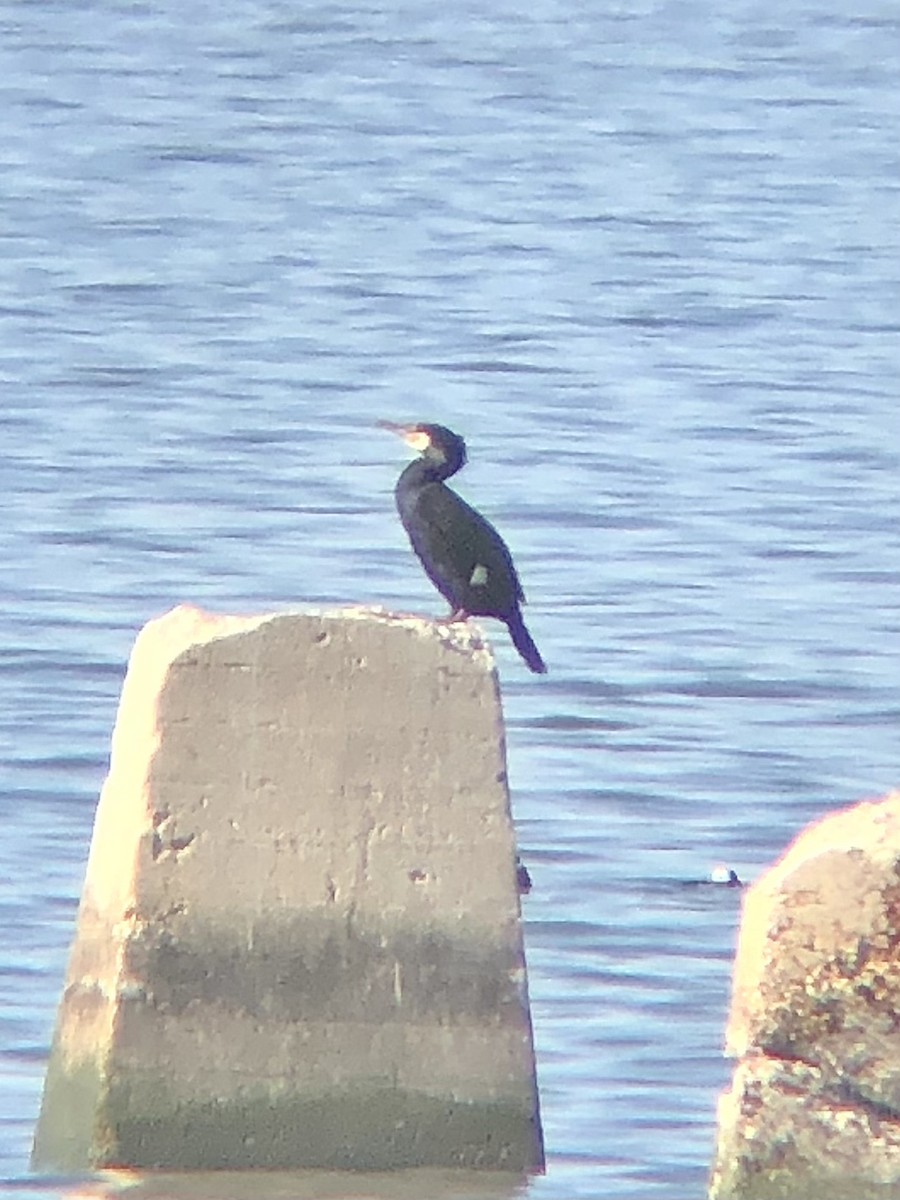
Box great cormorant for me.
[380,421,546,674]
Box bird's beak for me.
[377,420,432,453]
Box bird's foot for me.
[440,608,470,624]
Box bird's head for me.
[378,421,467,471]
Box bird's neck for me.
[397,456,457,491]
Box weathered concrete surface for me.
[33,605,543,1173]
[709,792,900,1200]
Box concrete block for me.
[709,792,900,1199]
[33,605,543,1173]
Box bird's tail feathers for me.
[506,610,547,674]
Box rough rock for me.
[709,792,900,1199]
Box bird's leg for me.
[441,608,470,624]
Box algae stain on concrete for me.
[106,1081,541,1171]
[32,1056,108,1172]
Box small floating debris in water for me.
[680,864,744,890]
[516,856,533,895]
[708,864,742,887]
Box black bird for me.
[380,421,546,674]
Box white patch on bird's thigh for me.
[470,563,489,587]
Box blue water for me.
[2,1,899,1196]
